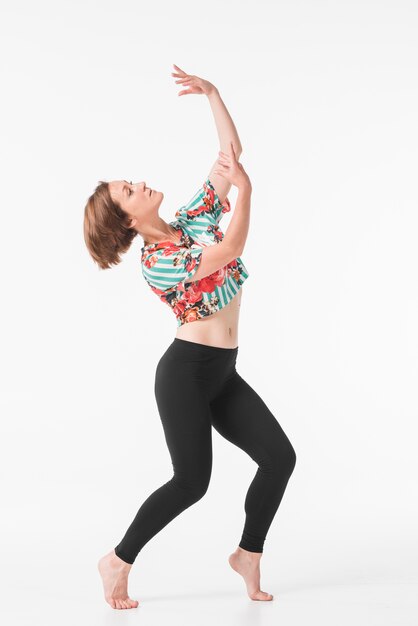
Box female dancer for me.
[84,64,296,609]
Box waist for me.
[175,290,241,348]
[173,337,238,353]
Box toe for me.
[250,590,273,601]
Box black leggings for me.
[114,338,296,564]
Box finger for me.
[175,77,192,83]
[173,63,187,75]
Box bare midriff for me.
[175,288,242,349]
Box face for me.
[108,180,164,231]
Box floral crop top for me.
[140,177,249,326]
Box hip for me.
[155,337,239,400]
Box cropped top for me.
[140,177,249,326]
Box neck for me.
[142,222,181,247]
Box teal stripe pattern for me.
[140,177,249,326]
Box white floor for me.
[2,565,417,626]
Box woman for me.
[84,64,297,609]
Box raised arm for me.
[205,89,243,203]
[189,183,251,284]
[188,143,252,284]
[171,64,243,203]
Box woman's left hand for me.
[171,64,217,97]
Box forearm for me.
[222,184,251,257]
[207,89,243,155]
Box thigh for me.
[154,363,214,491]
[209,371,296,468]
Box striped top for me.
[140,177,249,326]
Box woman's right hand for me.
[214,141,251,190]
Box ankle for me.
[110,550,132,570]
[236,546,262,559]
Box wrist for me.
[207,87,220,99]
[238,181,252,194]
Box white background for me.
[1,0,417,623]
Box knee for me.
[188,478,210,502]
[172,474,210,503]
[286,443,297,476]
[270,441,296,479]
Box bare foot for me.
[97,549,139,609]
[228,547,273,601]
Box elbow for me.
[231,140,242,158]
[222,240,243,261]
[234,243,244,258]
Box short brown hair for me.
[83,180,139,270]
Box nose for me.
[132,182,149,193]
